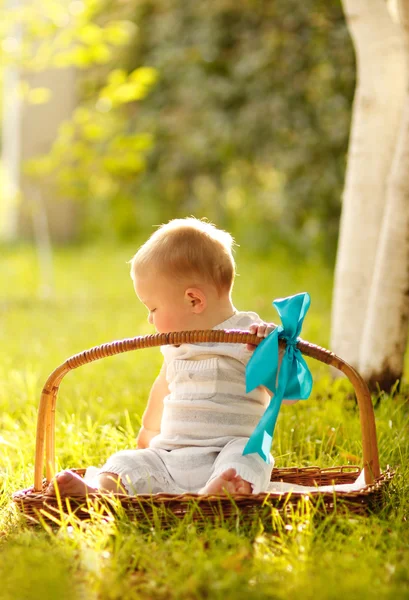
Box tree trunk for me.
[1,0,79,244]
[18,67,79,243]
[359,0,409,390]
[0,0,22,242]
[331,0,406,368]
[1,64,21,241]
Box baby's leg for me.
[46,448,178,496]
[202,438,274,495]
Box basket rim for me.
[13,466,394,503]
[32,329,380,491]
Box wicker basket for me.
[12,330,394,526]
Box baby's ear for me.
[185,288,207,313]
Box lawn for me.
[0,243,408,600]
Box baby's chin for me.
[155,327,169,334]
[155,327,188,335]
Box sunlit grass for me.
[0,244,408,600]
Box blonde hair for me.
[130,217,236,293]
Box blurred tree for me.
[116,0,355,256]
[0,0,157,244]
[358,0,409,391]
[0,0,157,299]
[332,0,409,391]
[331,0,406,372]
[1,0,355,257]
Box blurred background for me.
[0,0,354,261]
[0,0,359,487]
[0,0,357,397]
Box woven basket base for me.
[12,466,394,527]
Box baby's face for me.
[133,272,195,333]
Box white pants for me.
[97,437,273,495]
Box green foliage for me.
[1,0,158,239]
[2,0,354,255]
[24,66,158,237]
[0,246,408,599]
[0,0,135,71]
[116,0,355,256]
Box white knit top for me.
[150,311,270,451]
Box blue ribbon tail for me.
[243,396,283,462]
[245,326,280,394]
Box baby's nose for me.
[148,313,153,325]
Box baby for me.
[47,217,291,497]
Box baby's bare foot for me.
[235,478,253,494]
[200,468,253,495]
[45,470,98,496]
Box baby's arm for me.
[136,361,169,448]
[247,322,298,405]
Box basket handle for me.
[34,329,380,491]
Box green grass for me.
[0,244,408,600]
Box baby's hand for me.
[246,322,276,351]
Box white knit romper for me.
[99,311,274,494]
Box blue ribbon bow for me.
[243,292,313,462]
